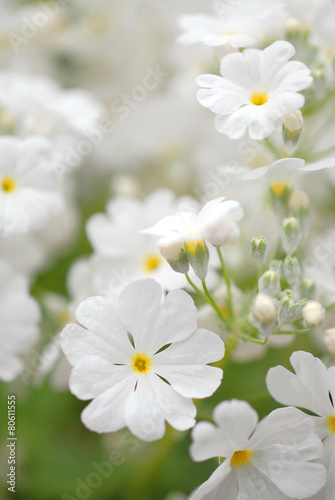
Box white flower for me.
[144,197,243,249]
[197,41,312,140]
[267,351,335,500]
[178,1,284,48]
[86,189,196,291]
[242,157,305,198]
[0,261,40,382]
[60,279,225,441]
[189,399,326,500]
[0,136,64,237]
[0,71,104,139]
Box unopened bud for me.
[324,328,335,356]
[258,270,281,297]
[282,111,303,155]
[299,277,316,299]
[281,217,302,255]
[160,241,189,275]
[283,256,300,288]
[184,239,209,281]
[269,260,282,276]
[251,236,269,265]
[302,300,325,328]
[278,290,298,326]
[253,293,277,324]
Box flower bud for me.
[269,259,282,276]
[324,328,335,356]
[253,293,277,324]
[251,236,269,265]
[258,270,280,297]
[280,217,302,255]
[252,293,277,335]
[160,241,189,275]
[283,256,300,288]
[184,239,209,281]
[299,277,316,299]
[278,290,298,326]
[282,110,303,155]
[302,300,325,328]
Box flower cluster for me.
[2,1,335,499]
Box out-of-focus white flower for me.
[267,350,335,499]
[178,1,284,48]
[189,399,326,500]
[0,71,105,139]
[0,136,64,237]
[0,261,40,382]
[61,279,225,441]
[86,189,199,291]
[197,41,312,140]
[242,157,305,201]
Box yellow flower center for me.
[142,253,163,274]
[250,92,269,106]
[1,176,16,193]
[185,231,205,257]
[327,415,335,434]
[270,181,291,199]
[230,450,253,467]
[131,353,152,374]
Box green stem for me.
[217,247,234,319]
[274,328,312,335]
[239,332,268,345]
[185,273,209,303]
[201,280,231,329]
[326,302,335,311]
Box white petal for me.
[81,375,136,433]
[74,296,133,359]
[153,328,225,365]
[214,108,252,139]
[213,400,259,451]
[155,364,223,399]
[266,351,333,416]
[69,356,133,400]
[190,421,233,462]
[196,88,247,115]
[148,288,198,353]
[190,462,237,500]
[124,374,196,441]
[60,323,130,365]
[117,279,163,351]
[237,465,286,500]
[251,406,317,448]
[253,437,326,499]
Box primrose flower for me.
[197,41,312,140]
[61,279,225,442]
[189,400,326,499]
